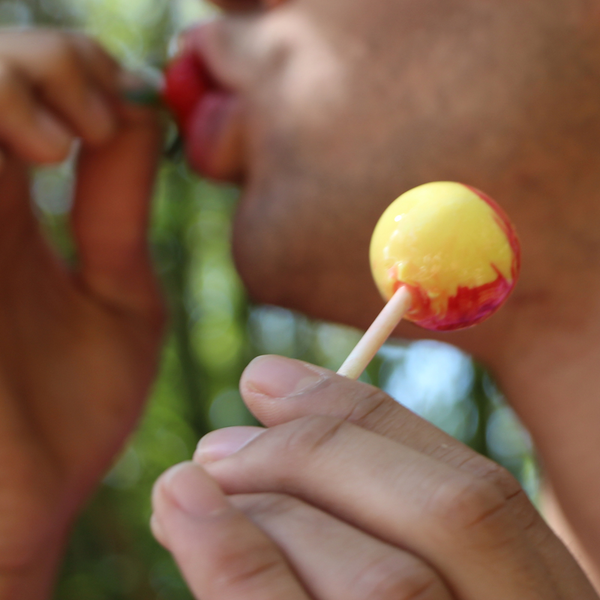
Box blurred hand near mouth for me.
[0,29,165,598]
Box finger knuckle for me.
[352,555,442,600]
[459,453,520,493]
[458,460,538,531]
[43,33,83,82]
[345,386,397,429]
[282,415,349,462]
[481,463,538,532]
[428,474,510,532]
[213,538,287,593]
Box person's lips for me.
[168,27,245,183]
[185,87,244,183]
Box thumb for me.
[70,107,164,314]
[239,355,367,426]
[237,355,492,480]
[151,462,308,600]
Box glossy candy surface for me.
[162,52,207,134]
[370,182,520,331]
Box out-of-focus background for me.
[1,1,539,598]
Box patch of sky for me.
[379,339,477,440]
[249,306,300,358]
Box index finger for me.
[240,355,495,480]
[0,29,119,145]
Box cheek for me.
[245,18,355,165]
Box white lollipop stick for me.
[337,286,413,380]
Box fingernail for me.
[160,462,227,518]
[195,427,265,463]
[242,356,325,398]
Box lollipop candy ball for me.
[370,182,520,332]
[162,52,206,135]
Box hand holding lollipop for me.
[338,181,521,379]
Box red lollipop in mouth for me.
[160,47,243,182]
[121,28,244,183]
[162,51,207,136]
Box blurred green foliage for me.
[1,2,539,598]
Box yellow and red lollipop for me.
[338,182,520,379]
[370,181,520,331]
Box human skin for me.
[3,2,600,600]
[151,355,598,600]
[0,31,164,598]
[176,0,600,584]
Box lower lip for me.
[185,90,243,182]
